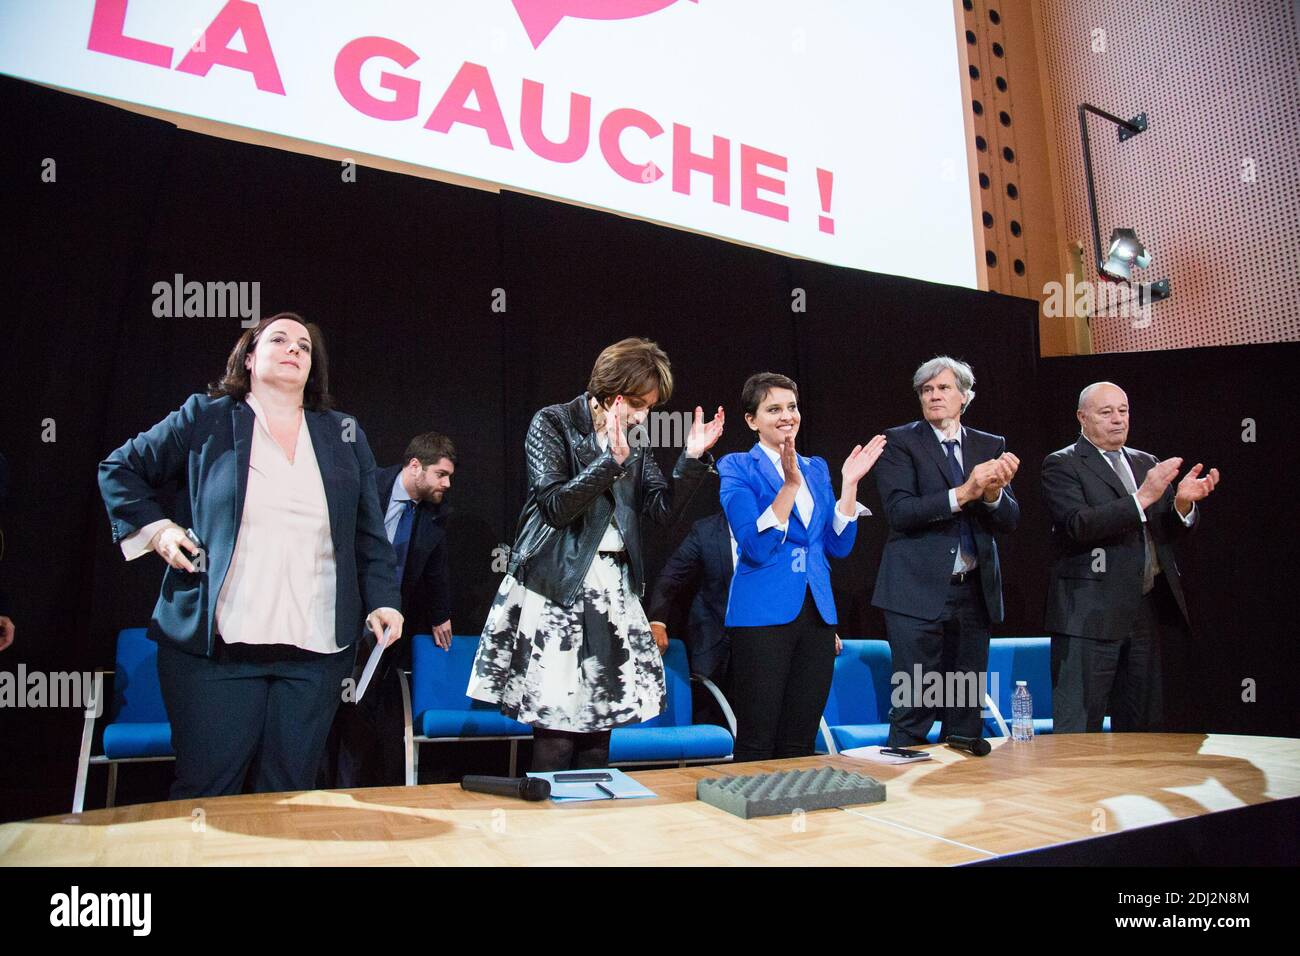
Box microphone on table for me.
[945,735,992,757]
[460,775,552,801]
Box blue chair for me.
[821,638,1012,751]
[403,634,533,783]
[609,639,734,766]
[984,637,1111,735]
[73,628,175,812]
[818,639,904,753]
[404,636,733,780]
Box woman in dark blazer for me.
[718,372,885,762]
[467,338,724,771]
[98,312,403,799]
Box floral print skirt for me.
[466,551,666,733]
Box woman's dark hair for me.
[740,372,799,418]
[587,337,673,406]
[208,312,333,410]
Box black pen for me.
[596,782,617,799]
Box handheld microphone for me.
[460,775,552,801]
[945,735,992,757]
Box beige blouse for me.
[212,393,339,653]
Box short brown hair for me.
[741,372,799,418]
[587,338,673,406]
[208,312,333,411]
[403,431,457,467]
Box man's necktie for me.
[1103,449,1156,593]
[392,499,416,588]
[942,440,978,565]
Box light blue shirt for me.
[383,473,412,545]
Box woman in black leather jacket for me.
[467,338,724,770]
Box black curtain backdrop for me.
[1,77,1295,820]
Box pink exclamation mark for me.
[816,168,835,234]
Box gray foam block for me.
[695,767,886,819]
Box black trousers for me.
[885,572,991,747]
[1051,580,1185,733]
[728,588,835,762]
[322,660,406,789]
[530,727,612,772]
[156,638,355,799]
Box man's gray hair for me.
[912,355,976,411]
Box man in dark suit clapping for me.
[872,356,1021,747]
[1042,382,1218,734]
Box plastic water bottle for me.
[1011,680,1034,741]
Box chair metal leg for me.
[105,762,119,809]
[985,692,1010,738]
[72,671,106,814]
[819,716,839,756]
[73,716,96,814]
[398,669,416,786]
[508,739,518,777]
[692,674,738,738]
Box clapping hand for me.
[605,396,631,464]
[779,435,801,487]
[1136,456,1183,509]
[841,435,887,485]
[980,452,1020,499]
[685,405,725,459]
[1175,462,1220,513]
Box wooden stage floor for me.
[2,733,1297,866]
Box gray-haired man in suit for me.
[1042,382,1219,733]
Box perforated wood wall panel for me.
[958,0,1073,354]
[1038,0,1300,351]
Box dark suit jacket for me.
[646,511,733,680]
[372,465,452,664]
[871,420,1020,622]
[1041,436,1196,642]
[98,393,402,658]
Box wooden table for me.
[3,734,1297,866]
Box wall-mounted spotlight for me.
[1078,105,1171,305]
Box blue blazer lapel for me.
[750,444,784,498]
[305,410,340,544]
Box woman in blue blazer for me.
[98,313,404,799]
[718,373,886,761]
